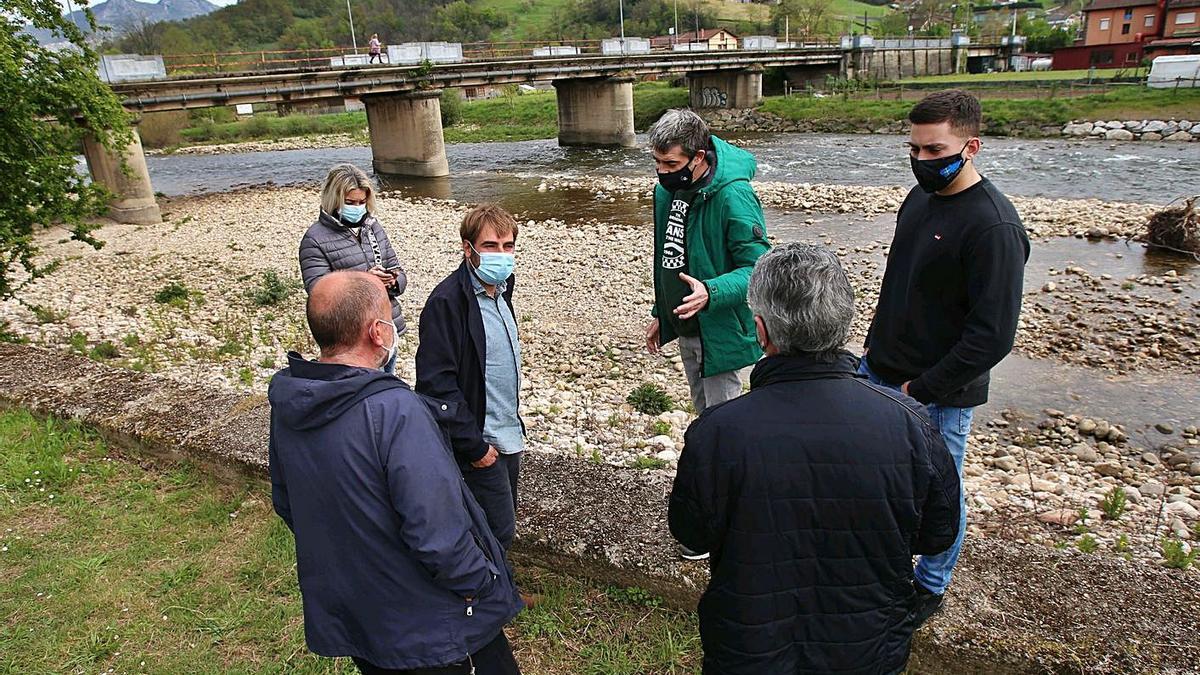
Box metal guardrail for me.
[157,39,846,75]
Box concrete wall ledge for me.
[1,343,1196,674]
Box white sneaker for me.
[679,545,710,561]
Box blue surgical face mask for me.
[468,242,515,286]
[340,203,367,225]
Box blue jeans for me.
[857,358,972,596]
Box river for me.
[138,132,1199,432]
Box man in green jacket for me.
[645,109,770,422]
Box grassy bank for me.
[165,82,689,149]
[761,86,1200,132]
[0,409,700,673]
[901,68,1142,84]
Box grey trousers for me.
[678,335,743,414]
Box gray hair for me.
[647,108,710,158]
[748,243,855,360]
[320,163,377,217]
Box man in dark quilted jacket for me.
[669,243,961,675]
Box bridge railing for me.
[157,39,844,76]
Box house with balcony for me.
[1052,0,1200,69]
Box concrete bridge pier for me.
[81,124,162,226]
[554,76,636,148]
[363,89,449,177]
[688,67,763,109]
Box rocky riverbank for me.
[532,174,1162,239]
[1,185,1196,568]
[703,108,1200,141]
[146,132,364,156]
[1063,119,1200,142]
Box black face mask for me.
[657,154,701,192]
[910,142,971,193]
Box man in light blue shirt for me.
[473,266,524,506]
[416,204,526,557]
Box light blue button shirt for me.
[471,274,524,455]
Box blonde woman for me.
[300,164,407,373]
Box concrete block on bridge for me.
[554,76,637,148]
[363,89,450,178]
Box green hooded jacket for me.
[652,136,770,378]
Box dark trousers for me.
[462,452,521,550]
[353,631,520,675]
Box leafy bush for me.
[250,270,299,306]
[88,341,119,360]
[154,281,191,306]
[30,304,67,324]
[1100,486,1128,521]
[440,89,463,126]
[628,455,669,470]
[1161,540,1196,570]
[0,321,28,344]
[627,383,674,416]
[1076,534,1099,554]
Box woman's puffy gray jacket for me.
[300,210,408,334]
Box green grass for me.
[828,0,891,19]
[445,89,560,143]
[476,0,564,42]
[902,68,1142,84]
[177,111,369,146]
[0,409,701,673]
[762,86,1200,134]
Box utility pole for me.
[346,0,358,52]
[674,0,679,44]
[619,0,626,41]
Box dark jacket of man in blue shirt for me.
[268,352,523,670]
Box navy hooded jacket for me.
[268,353,523,669]
[668,352,961,675]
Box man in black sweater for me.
[860,89,1030,627]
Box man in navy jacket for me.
[416,205,525,555]
[669,244,960,675]
[269,270,523,674]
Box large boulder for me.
[1165,131,1194,142]
[1105,128,1135,141]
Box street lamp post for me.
[619,0,626,42]
[346,0,359,53]
[674,0,679,44]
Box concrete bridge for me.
[88,43,998,224]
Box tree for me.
[278,16,338,50]
[772,0,837,39]
[119,17,168,54]
[431,0,507,43]
[1020,16,1073,53]
[1,0,132,299]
